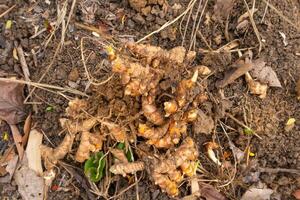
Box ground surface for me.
[0,0,299,200]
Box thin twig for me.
[16,46,31,82]
[137,0,197,43]
[226,112,262,139]
[0,4,16,18]
[261,0,270,23]
[259,167,300,175]
[0,77,88,97]
[243,0,262,53]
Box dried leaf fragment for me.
[241,187,273,200]
[14,156,44,200]
[216,60,253,88]
[0,79,26,124]
[245,72,268,98]
[26,129,43,175]
[296,79,300,100]
[250,59,281,88]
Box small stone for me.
[141,6,151,16]
[132,13,145,24]
[146,14,155,21]
[127,19,135,29]
[20,38,29,49]
[68,81,79,89]
[55,67,67,80]
[68,68,79,82]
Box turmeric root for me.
[142,89,165,125]
[126,42,186,65]
[153,172,179,197]
[41,132,75,170]
[103,122,127,143]
[75,131,104,162]
[148,119,187,148]
[138,122,169,139]
[140,109,198,148]
[65,98,88,118]
[109,161,145,177]
[112,56,162,96]
[164,70,199,116]
[110,148,129,163]
[150,137,199,196]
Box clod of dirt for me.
[213,0,235,22]
[192,109,214,134]
[250,59,282,88]
[201,51,232,72]
[296,79,300,99]
[0,79,26,124]
[68,68,79,82]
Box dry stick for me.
[136,0,197,43]
[0,4,16,18]
[259,167,300,175]
[9,124,24,160]
[261,0,299,31]
[180,0,196,46]
[189,0,208,51]
[24,42,62,103]
[16,46,30,82]
[188,0,203,50]
[226,112,262,139]
[261,0,270,23]
[243,0,262,53]
[0,77,88,97]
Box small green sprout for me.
[84,151,106,182]
[46,106,54,112]
[243,127,254,135]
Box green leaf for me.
[116,143,134,162]
[84,151,106,182]
[126,146,134,162]
[243,127,253,135]
[5,20,12,29]
[116,142,125,150]
[46,106,54,112]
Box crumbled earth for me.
[0,0,299,200]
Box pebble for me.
[127,19,135,29]
[55,67,67,80]
[133,13,145,24]
[68,81,79,89]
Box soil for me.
[0,0,299,200]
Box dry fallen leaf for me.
[285,118,296,132]
[199,183,226,200]
[250,59,282,88]
[293,189,300,200]
[0,79,26,124]
[213,0,235,22]
[296,79,300,100]
[26,129,43,175]
[216,60,253,88]
[14,155,44,200]
[241,187,274,200]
